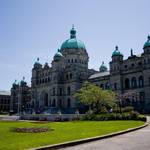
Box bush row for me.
[0,111,8,115]
[81,112,146,122]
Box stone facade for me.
[31,27,90,114]
[89,40,150,113]
[10,28,150,113]
[10,79,31,113]
[0,91,11,112]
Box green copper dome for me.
[61,26,86,50]
[54,52,63,57]
[143,35,150,49]
[99,61,108,72]
[34,58,41,65]
[54,49,63,61]
[20,77,27,87]
[112,46,123,57]
[12,80,18,88]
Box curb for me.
[30,122,149,150]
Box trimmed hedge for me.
[81,112,146,121]
[0,111,8,115]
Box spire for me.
[13,79,17,85]
[23,76,25,81]
[70,25,76,39]
[115,45,118,51]
[147,35,150,42]
[131,49,133,56]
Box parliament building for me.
[10,27,150,113]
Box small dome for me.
[112,46,123,57]
[61,26,86,50]
[12,80,18,88]
[143,35,150,49]
[99,61,108,72]
[34,58,42,69]
[34,58,41,65]
[20,77,27,87]
[44,62,49,69]
[54,50,63,61]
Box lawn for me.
[0,120,145,150]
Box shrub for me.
[71,117,80,121]
[0,111,8,115]
[122,106,134,113]
[54,117,62,122]
[129,111,139,119]
[137,115,147,121]
[62,118,69,122]
[100,106,108,114]
[81,112,146,121]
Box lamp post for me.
[18,83,22,116]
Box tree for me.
[75,82,116,114]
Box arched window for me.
[114,83,117,90]
[52,99,56,107]
[58,99,62,108]
[131,77,137,88]
[139,76,144,87]
[36,80,39,85]
[45,78,47,83]
[70,73,72,79]
[44,93,48,107]
[32,101,34,107]
[67,98,71,107]
[48,77,50,82]
[125,78,130,89]
[100,84,104,89]
[67,87,71,95]
[49,99,51,107]
[59,88,62,96]
[66,74,69,80]
[53,87,55,95]
[105,82,109,89]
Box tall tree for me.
[75,82,116,114]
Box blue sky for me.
[0,0,150,91]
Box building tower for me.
[110,46,123,93]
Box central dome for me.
[61,26,86,50]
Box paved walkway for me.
[60,116,150,150]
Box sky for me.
[0,0,150,91]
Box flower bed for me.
[11,127,54,133]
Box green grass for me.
[0,120,145,150]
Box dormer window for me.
[131,63,134,67]
[124,65,127,69]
